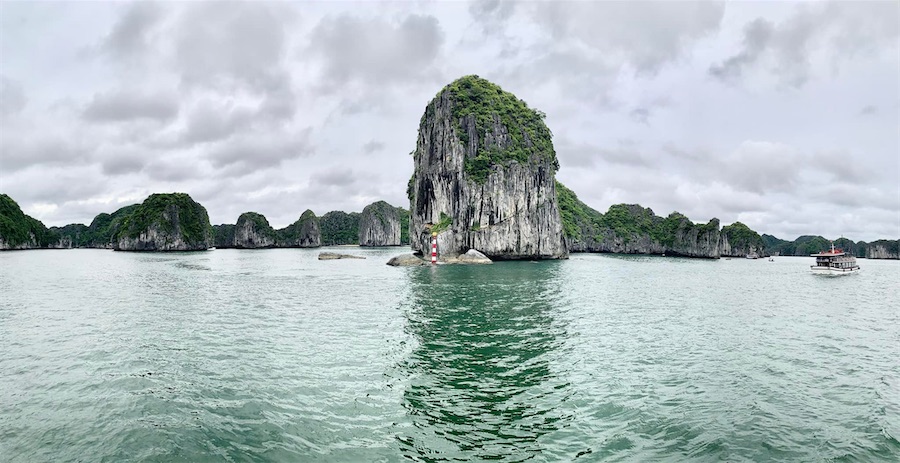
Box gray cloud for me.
[362,140,385,154]
[207,128,314,173]
[180,100,255,145]
[83,90,179,122]
[101,2,164,61]
[100,149,147,176]
[308,14,445,88]
[859,105,877,116]
[0,76,26,116]
[532,1,725,74]
[174,2,294,91]
[0,134,90,173]
[709,18,773,81]
[1,1,896,242]
[710,1,900,87]
[311,167,357,187]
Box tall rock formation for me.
[0,194,53,250]
[866,239,899,259]
[720,222,766,257]
[278,210,321,248]
[359,201,401,246]
[213,224,236,248]
[320,211,360,245]
[556,185,722,258]
[409,75,567,260]
[114,193,213,251]
[232,212,277,248]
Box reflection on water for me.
[397,263,572,461]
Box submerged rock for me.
[409,75,567,261]
[359,201,400,246]
[318,252,366,260]
[114,193,213,251]
[386,254,429,267]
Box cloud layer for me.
[0,1,897,241]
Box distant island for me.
[2,75,898,259]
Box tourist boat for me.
[745,252,759,259]
[810,243,860,275]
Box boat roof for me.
[811,249,846,257]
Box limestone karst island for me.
[1,76,897,260]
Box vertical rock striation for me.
[359,201,401,246]
[409,75,567,260]
[233,212,277,248]
[114,193,213,251]
[278,210,321,248]
[866,239,899,259]
[720,222,766,257]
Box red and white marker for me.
[431,232,438,264]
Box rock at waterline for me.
[318,252,365,260]
[386,254,429,267]
[408,75,568,260]
[114,193,213,252]
[455,249,492,264]
[359,201,401,246]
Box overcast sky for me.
[1,1,897,241]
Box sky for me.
[0,0,898,242]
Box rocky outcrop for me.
[455,249,492,264]
[387,253,429,266]
[719,222,767,257]
[557,185,722,258]
[213,224,235,248]
[320,211,360,245]
[866,240,899,259]
[278,209,321,248]
[409,75,567,260]
[319,252,365,260]
[0,194,55,250]
[359,201,401,246]
[114,193,213,251]
[232,212,277,248]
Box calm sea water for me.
[1,248,898,462]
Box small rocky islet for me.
[1,75,898,259]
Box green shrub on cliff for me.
[431,75,558,183]
[237,212,278,241]
[320,211,360,245]
[0,194,56,248]
[721,221,765,251]
[398,207,410,245]
[117,193,212,245]
[556,182,602,240]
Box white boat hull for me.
[810,266,860,275]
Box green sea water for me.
[1,248,898,462]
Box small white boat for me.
[810,243,860,275]
[745,253,759,259]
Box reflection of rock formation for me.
[397,264,571,461]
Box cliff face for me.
[594,208,721,258]
[720,222,766,257]
[359,201,401,246]
[320,211,359,245]
[278,210,321,248]
[114,193,213,251]
[0,194,55,250]
[557,186,722,258]
[409,75,567,260]
[866,240,899,259]
[213,224,235,248]
[232,212,277,248]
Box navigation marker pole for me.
[431,232,438,264]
